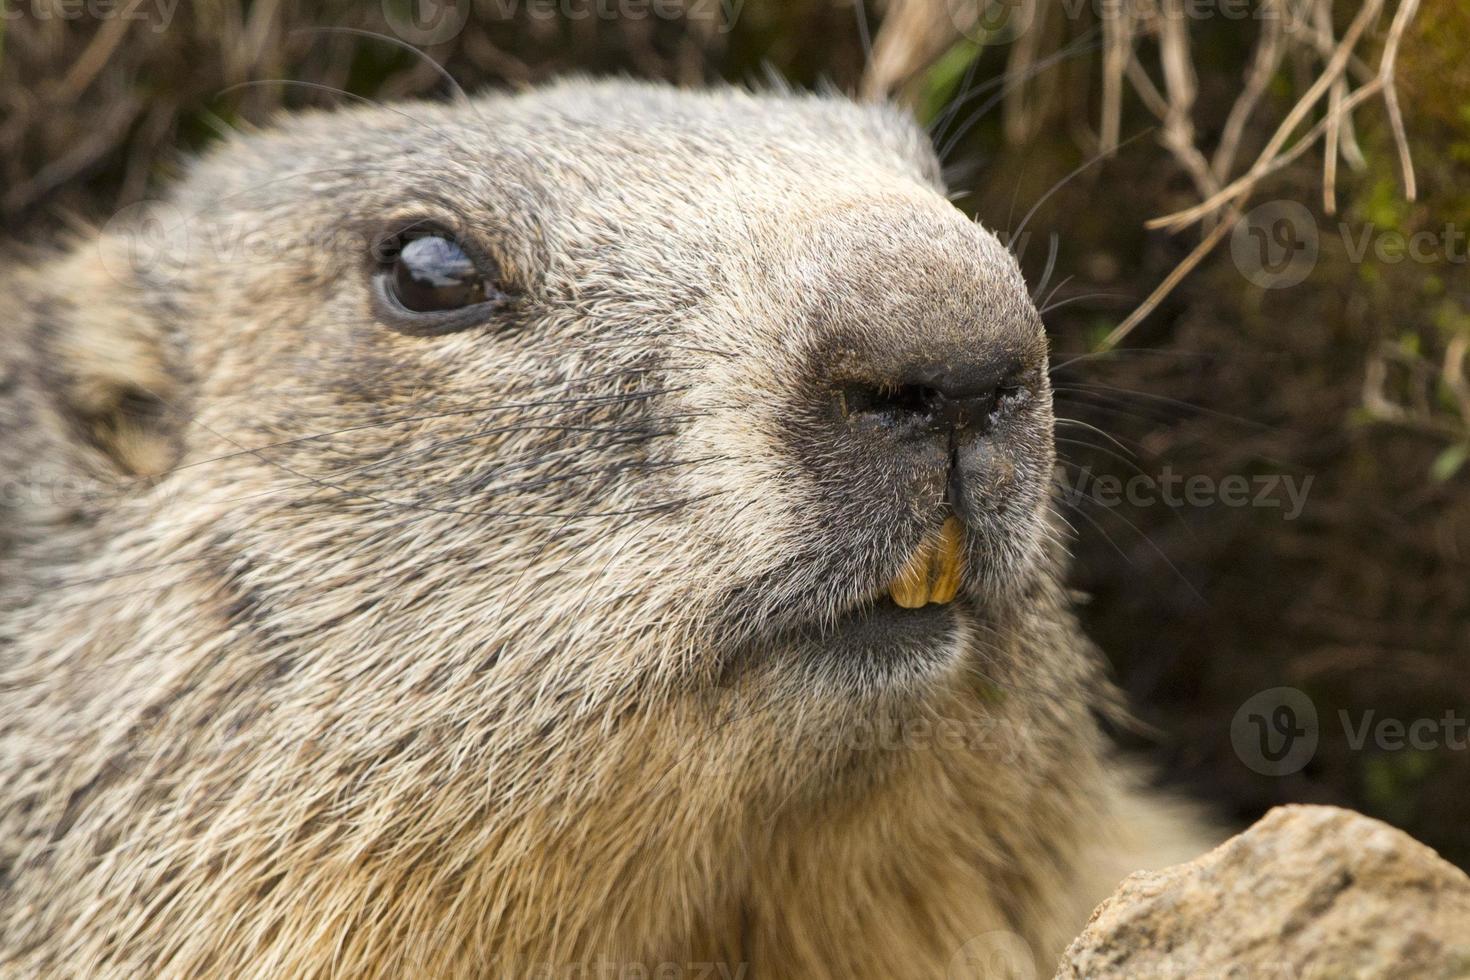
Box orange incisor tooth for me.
[928,516,965,604]
[889,534,933,609]
[888,516,966,608]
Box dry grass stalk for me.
[1003,0,1046,142]
[864,0,1424,349]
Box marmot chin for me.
[0,79,1211,978]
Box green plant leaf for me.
[1430,443,1469,482]
[919,39,983,126]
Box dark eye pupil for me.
[390,234,486,312]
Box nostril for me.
[835,360,1030,435]
[943,390,999,430]
[837,381,945,426]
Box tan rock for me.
[1056,804,1470,979]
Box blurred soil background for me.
[3,0,1467,864]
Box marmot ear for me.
[36,246,185,478]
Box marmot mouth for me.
[720,512,973,649]
[719,518,975,683]
[791,595,965,683]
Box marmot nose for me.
[838,358,1021,437]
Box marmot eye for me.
[388,233,486,311]
[372,225,508,335]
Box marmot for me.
[0,80,1211,978]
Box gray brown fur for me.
[0,80,1209,977]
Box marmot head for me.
[28,77,1057,708]
[3,78,1083,972]
[17,76,1057,795]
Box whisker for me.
[1049,347,1233,375]
[1054,436,1149,476]
[937,30,1105,163]
[1044,500,1081,540]
[1037,273,1076,314]
[1052,454,1199,544]
[852,0,874,74]
[257,416,703,501]
[159,385,733,522]
[1030,233,1060,304]
[1052,386,1188,428]
[175,384,690,473]
[1058,380,1274,432]
[1039,292,1133,316]
[216,426,680,506]
[1056,493,1134,569]
[215,80,471,159]
[1059,491,1206,606]
[292,27,473,106]
[462,454,732,499]
[1054,417,1138,458]
[1010,128,1154,247]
